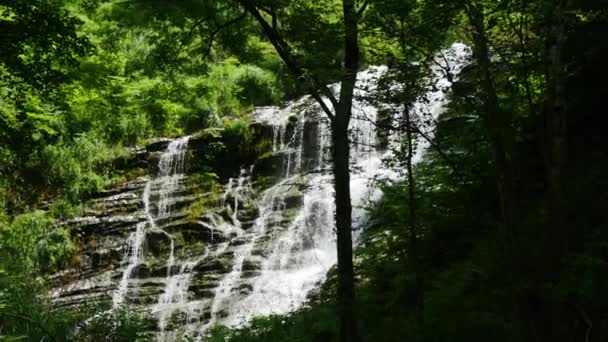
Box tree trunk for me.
[466,3,517,255]
[534,1,569,341]
[542,0,568,261]
[236,1,361,340]
[405,109,423,328]
[333,2,360,341]
[331,112,358,342]
[466,6,527,335]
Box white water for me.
[109,43,471,340]
[205,43,472,328]
[211,67,384,327]
[112,137,190,311]
[202,111,313,330]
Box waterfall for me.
[85,43,472,341]
[203,43,472,329]
[210,66,385,327]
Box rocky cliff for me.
[50,107,335,339]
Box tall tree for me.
[363,0,462,328]
[541,0,568,261]
[232,1,362,341]
[462,0,518,257]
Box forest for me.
[1,0,607,341]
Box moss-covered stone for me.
[145,230,171,257]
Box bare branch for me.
[357,0,370,17]
[235,0,339,121]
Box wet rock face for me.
[50,121,312,335]
[146,138,173,152]
[50,49,471,339]
[51,100,355,342]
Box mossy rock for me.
[145,230,172,257]
[176,240,206,259]
[192,257,232,274]
[253,152,285,178]
[146,138,173,152]
[241,258,262,271]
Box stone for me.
[146,138,173,152]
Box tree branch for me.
[182,15,213,46]
[234,0,339,120]
[197,9,248,60]
[357,0,370,17]
[575,304,592,342]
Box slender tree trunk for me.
[405,109,423,327]
[396,17,424,327]
[334,2,360,341]
[466,3,517,254]
[331,112,358,342]
[466,7,526,336]
[542,0,568,258]
[536,1,568,340]
[236,1,361,340]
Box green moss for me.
[257,151,274,161]
[178,240,206,259]
[254,137,272,156]
[184,193,220,221]
[253,176,277,191]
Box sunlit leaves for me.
[0,210,73,273]
[43,133,114,201]
[0,0,90,89]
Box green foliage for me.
[0,208,147,340]
[0,0,606,340]
[72,306,150,341]
[233,65,281,107]
[0,0,90,89]
[207,307,338,342]
[0,292,149,341]
[43,133,115,202]
[0,211,73,273]
[1,0,290,212]
[0,211,72,340]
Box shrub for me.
[233,65,281,107]
[43,133,114,202]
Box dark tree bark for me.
[530,1,569,340]
[331,111,358,342]
[395,17,424,328]
[464,4,532,339]
[405,108,423,328]
[234,1,361,341]
[542,0,568,259]
[465,2,517,253]
[332,2,360,341]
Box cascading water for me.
[62,43,470,341]
[203,43,472,329]
[112,136,190,310]
[210,66,384,328]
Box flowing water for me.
[202,43,472,332]
[100,43,472,340]
[113,136,190,310]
